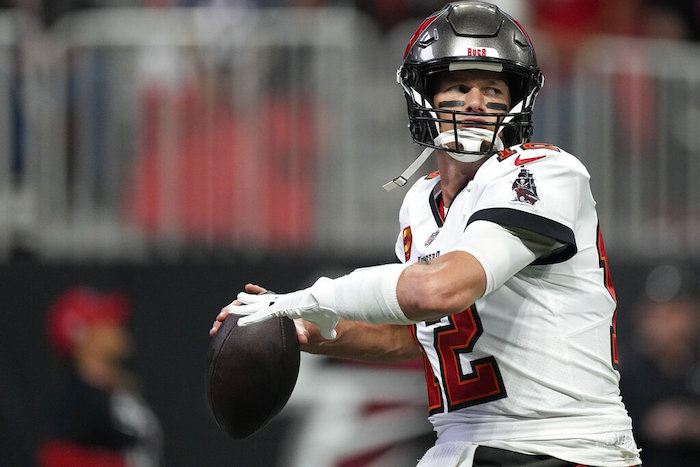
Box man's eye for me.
[444,84,469,94]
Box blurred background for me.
[1,0,700,466]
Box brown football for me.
[206,314,300,439]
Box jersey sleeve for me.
[394,175,435,264]
[467,145,583,264]
[394,187,412,263]
[456,220,541,295]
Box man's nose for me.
[462,89,485,112]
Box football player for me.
[211,1,642,465]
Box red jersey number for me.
[420,307,507,415]
[597,224,619,369]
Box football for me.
[206,313,300,439]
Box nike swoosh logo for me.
[514,154,546,166]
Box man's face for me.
[81,320,133,363]
[432,69,511,134]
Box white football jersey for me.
[394,143,641,465]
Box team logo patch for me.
[512,168,539,205]
[425,230,440,247]
[403,226,412,262]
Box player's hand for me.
[295,318,338,353]
[209,283,267,336]
[225,278,339,340]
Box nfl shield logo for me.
[425,230,440,247]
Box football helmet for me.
[398,1,544,161]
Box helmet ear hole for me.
[502,125,517,148]
[505,74,525,109]
[407,108,438,143]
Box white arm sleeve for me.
[331,263,414,324]
[456,220,561,296]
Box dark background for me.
[0,255,651,466]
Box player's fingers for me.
[235,292,280,307]
[238,309,279,327]
[237,292,266,304]
[208,308,227,335]
[216,308,230,321]
[236,292,281,306]
[306,314,338,340]
[211,295,264,335]
[293,319,310,345]
[244,283,268,294]
[225,300,269,316]
[220,299,243,314]
[320,326,337,340]
[209,321,220,336]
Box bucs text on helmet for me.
[398,0,544,161]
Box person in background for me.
[620,264,700,466]
[37,286,163,467]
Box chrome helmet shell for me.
[398,1,544,158]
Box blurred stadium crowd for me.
[1,0,700,260]
[0,1,699,466]
[0,0,696,39]
[2,0,700,41]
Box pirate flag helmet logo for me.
[512,168,539,205]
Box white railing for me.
[571,36,700,258]
[2,7,700,261]
[0,11,42,260]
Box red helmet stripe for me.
[404,13,440,59]
[511,18,537,57]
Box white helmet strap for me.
[382,146,434,192]
[434,128,504,163]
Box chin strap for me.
[382,146,435,192]
[435,127,505,163]
[383,91,527,191]
[381,126,502,192]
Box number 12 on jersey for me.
[414,307,507,415]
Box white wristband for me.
[312,263,415,325]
